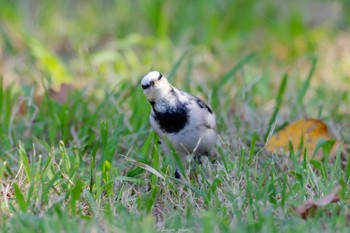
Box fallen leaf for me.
[266,118,339,160]
[17,84,73,115]
[18,95,43,116]
[293,184,341,219]
[48,83,73,104]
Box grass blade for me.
[346,152,350,180]
[216,52,256,89]
[185,56,193,92]
[167,50,190,80]
[264,74,288,142]
[0,77,3,128]
[89,144,98,194]
[19,141,31,183]
[13,184,28,212]
[297,57,317,105]
[124,156,164,179]
[100,114,124,168]
[23,32,72,87]
[163,136,186,178]
[69,179,84,215]
[248,131,257,164]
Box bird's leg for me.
[174,167,181,179]
[193,152,209,165]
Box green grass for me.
[0,0,350,232]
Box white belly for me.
[166,124,217,156]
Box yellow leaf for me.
[266,118,339,160]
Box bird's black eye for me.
[142,84,150,89]
[142,80,154,89]
[158,73,162,80]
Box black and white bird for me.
[141,71,217,178]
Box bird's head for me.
[141,71,172,100]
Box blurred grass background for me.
[0,0,350,232]
[1,0,350,79]
[1,0,349,144]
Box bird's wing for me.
[180,91,213,114]
[180,91,216,129]
[192,96,213,114]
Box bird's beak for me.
[143,88,151,96]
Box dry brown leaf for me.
[293,184,341,220]
[17,84,73,115]
[48,83,73,104]
[266,118,339,160]
[18,95,43,115]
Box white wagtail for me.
[141,71,217,178]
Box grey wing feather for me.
[194,96,213,114]
[180,91,213,114]
[184,92,216,130]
